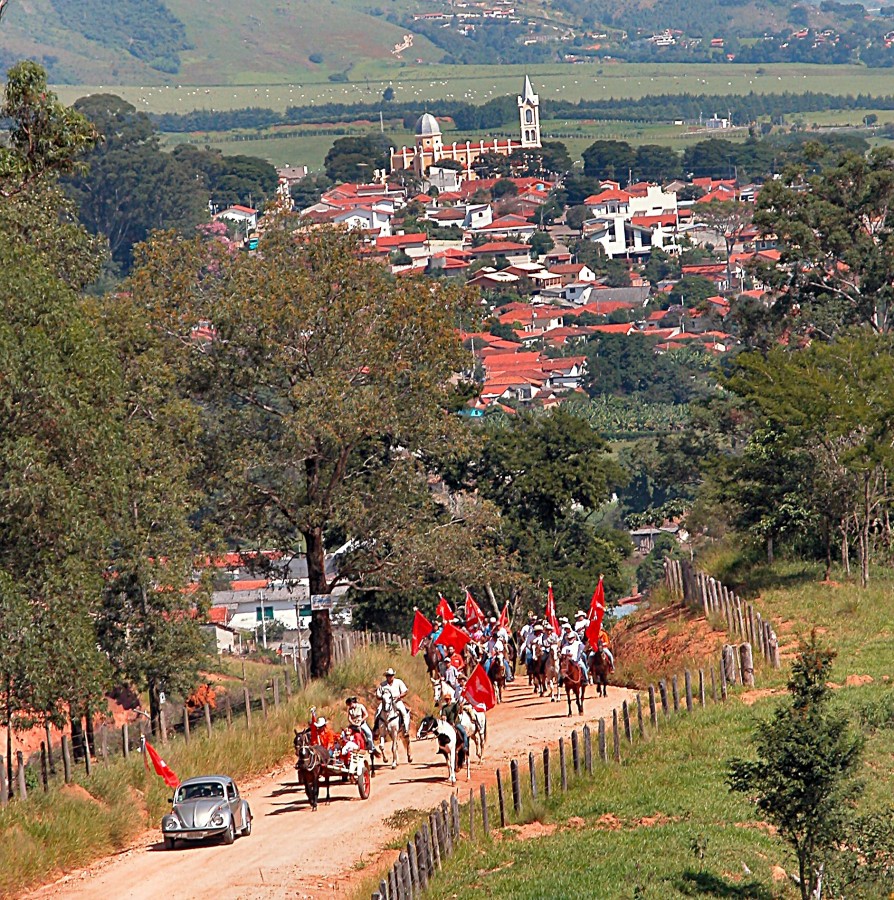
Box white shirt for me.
[380,678,408,700]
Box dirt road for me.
[30,680,633,900]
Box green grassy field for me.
[399,564,894,900]
[52,62,894,115]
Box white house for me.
[333,203,392,237]
[216,205,258,231]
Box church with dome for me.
[390,76,541,179]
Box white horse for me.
[374,686,412,768]
[417,715,466,784]
[459,703,487,763]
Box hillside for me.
[0,0,884,86]
[0,0,443,84]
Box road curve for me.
[29,680,634,900]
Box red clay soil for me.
[611,600,729,688]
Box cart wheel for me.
[357,761,371,800]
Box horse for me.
[374,686,412,768]
[559,654,586,716]
[587,648,611,698]
[295,743,330,810]
[417,715,467,784]
[459,703,487,763]
[488,655,507,704]
[531,643,559,701]
[420,636,444,678]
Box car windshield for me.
[176,782,225,802]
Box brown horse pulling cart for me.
[294,728,372,809]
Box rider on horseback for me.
[346,697,378,757]
[597,636,615,672]
[378,668,411,734]
[559,628,589,685]
[440,680,470,757]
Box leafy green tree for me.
[135,224,477,676]
[65,94,208,269]
[564,205,589,233]
[171,145,278,210]
[529,230,554,257]
[509,141,572,176]
[667,275,718,306]
[636,533,680,591]
[291,173,333,211]
[582,139,635,182]
[634,144,682,183]
[683,139,739,179]
[323,133,393,183]
[492,178,518,199]
[754,147,894,338]
[728,637,864,900]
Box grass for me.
[390,565,894,900]
[51,62,894,115]
[0,642,427,900]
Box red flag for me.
[545,583,559,635]
[411,608,433,656]
[436,594,454,623]
[143,739,180,788]
[465,590,485,629]
[434,620,471,652]
[462,663,496,710]
[586,576,606,649]
[497,602,509,631]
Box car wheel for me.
[222,821,236,845]
[242,814,252,837]
[163,836,177,851]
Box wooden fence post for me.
[598,718,607,762]
[571,730,580,773]
[451,792,461,841]
[612,709,621,763]
[0,755,6,807]
[225,695,233,729]
[710,667,717,702]
[15,751,27,800]
[183,707,191,744]
[559,737,567,790]
[722,645,738,686]
[83,728,92,777]
[61,735,72,783]
[44,722,55,776]
[636,694,645,739]
[409,838,420,894]
[40,743,49,792]
[260,688,268,720]
[720,661,728,702]
[159,707,168,746]
[122,723,130,758]
[648,686,658,728]
[496,768,507,827]
[698,670,706,707]
[672,675,680,712]
[430,812,442,870]
[204,703,213,739]
[528,751,537,798]
[685,671,693,712]
[739,642,755,686]
[480,783,490,835]
[583,724,593,774]
[622,701,632,742]
[659,680,669,717]
[244,687,252,729]
[543,747,551,796]
[510,759,521,812]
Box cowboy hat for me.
[384,668,396,676]
[575,610,587,618]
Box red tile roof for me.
[470,241,530,255]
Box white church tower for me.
[517,75,541,149]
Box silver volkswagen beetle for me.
[161,775,252,849]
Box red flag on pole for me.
[143,738,180,788]
[586,575,606,649]
[462,663,496,710]
[436,594,454,622]
[411,608,433,656]
[545,582,559,635]
[465,590,485,629]
[497,602,509,632]
[434,621,471,652]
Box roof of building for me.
[415,113,442,136]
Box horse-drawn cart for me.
[323,748,372,800]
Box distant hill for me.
[0,0,443,84]
[0,0,884,85]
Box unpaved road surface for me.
[30,680,633,900]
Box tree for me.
[582,140,635,182]
[564,205,589,233]
[529,230,553,258]
[754,148,894,338]
[323,133,393,183]
[65,94,208,269]
[492,178,518,199]
[382,86,395,103]
[695,198,753,281]
[634,144,682,183]
[728,637,864,900]
[683,139,739,179]
[171,145,278,210]
[134,225,477,676]
[509,141,572,176]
